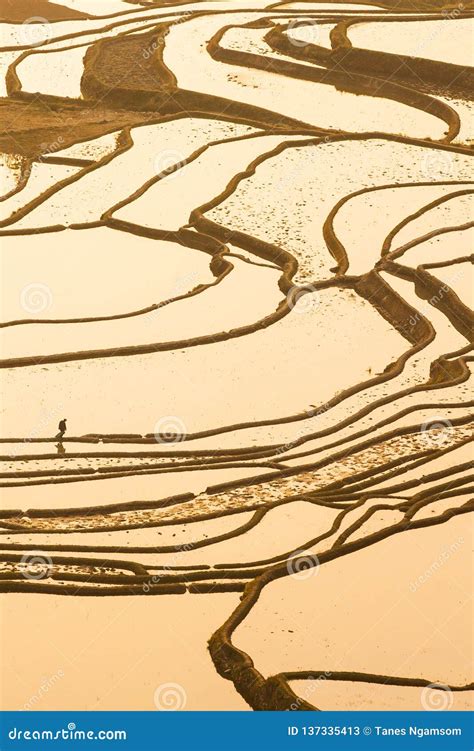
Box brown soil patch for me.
[0,0,90,22]
[0,98,157,156]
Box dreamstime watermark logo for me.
[25,404,64,444]
[20,17,53,47]
[421,684,454,711]
[154,683,187,711]
[170,271,199,297]
[153,149,186,180]
[397,265,466,338]
[20,552,54,581]
[8,725,126,742]
[420,417,453,448]
[24,670,65,710]
[37,136,65,162]
[275,402,331,457]
[20,283,53,315]
[422,151,456,180]
[154,416,187,444]
[413,4,464,57]
[7,404,65,459]
[142,36,165,61]
[143,5,193,61]
[287,284,320,314]
[441,2,465,18]
[287,550,320,580]
[409,537,464,592]
[289,671,332,710]
[286,19,320,47]
[146,272,200,328]
[142,544,194,593]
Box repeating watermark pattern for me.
[287,19,321,47]
[20,283,53,315]
[142,544,194,593]
[397,266,466,337]
[37,136,65,162]
[24,670,65,710]
[409,537,464,592]
[142,6,193,60]
[420,417,453,448]
[6,403,64,460]
[415,3,465,57]
[422,151,456,180]
[25,404,64,444]
[287,550,320,580]
[287,284,320,314]
[20,552,54,581]
[146,272,200,328]
[441,2,465,18]
[154,683,187,711]
[171,271,200,297]
[289,672,332,711]
[275,401,331,457]
[142,37,165,61]
[153,149,186,180]
[154,416,187,444]
[421,684,454,711]
[20,17,53,47]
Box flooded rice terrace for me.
[0,0,472,713]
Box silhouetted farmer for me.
[56,418,67,440]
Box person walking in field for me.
[56,418,67,440]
